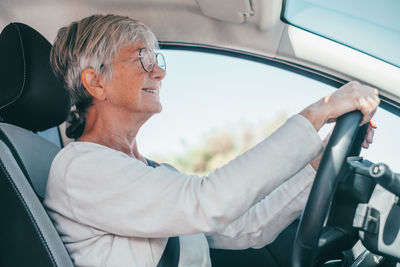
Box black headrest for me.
[0,23,71,132]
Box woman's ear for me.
[81,68,106,100]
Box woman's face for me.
[103,43,166,116]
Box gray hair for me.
[50,14,158,135]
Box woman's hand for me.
[300,81,380,131]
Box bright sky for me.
[137,50,400,172]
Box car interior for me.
[0,0,399,266]
[0,22,73,266]
[0,22,296,267]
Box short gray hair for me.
[50,14,158,124]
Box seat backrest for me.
[0,23,73,266]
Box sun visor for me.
[195,0,254,23]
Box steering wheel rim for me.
[292,111,367,266]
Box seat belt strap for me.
[157,236,180,267]
[146,159,180,267]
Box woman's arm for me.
[206,164,315,249]
[45,81,379,238]
[46,115,322,238]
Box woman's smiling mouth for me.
[142,88,159,95]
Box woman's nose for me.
[150,64,166,81]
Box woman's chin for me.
[149,104,162,115]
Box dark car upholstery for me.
[0,23,73,266]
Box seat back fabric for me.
[0,22,73,267]
[0,123,74,267]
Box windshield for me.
[283,0,400,68]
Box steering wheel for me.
[292,111,368,266]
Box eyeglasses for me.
[101,47,166,73]
[138,48,166,72]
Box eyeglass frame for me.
[100,47,166,73]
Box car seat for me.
[0,22,74,266]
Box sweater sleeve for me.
[206,164,315,249]
[45,114,323,238]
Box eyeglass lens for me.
[140,48,166,72]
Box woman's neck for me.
[78,105,151,164]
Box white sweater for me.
[44,114,323,267]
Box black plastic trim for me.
[280,0,288,24]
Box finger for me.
[369,118,377,129]
[373,92,381,104]
[362,139,369,149]
[359,98,375,125]
[363,86,380,107]
[366,95,380,111]
[365,125,374,144]
[363,85,380,97]
[362,97,379,126]
[362,125,375,149]
[359,93,380,125]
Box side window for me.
[361,108,400,172]
[138,50,400,174]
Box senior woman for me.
[44,14,379,267]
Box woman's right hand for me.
[300,81,380,131]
